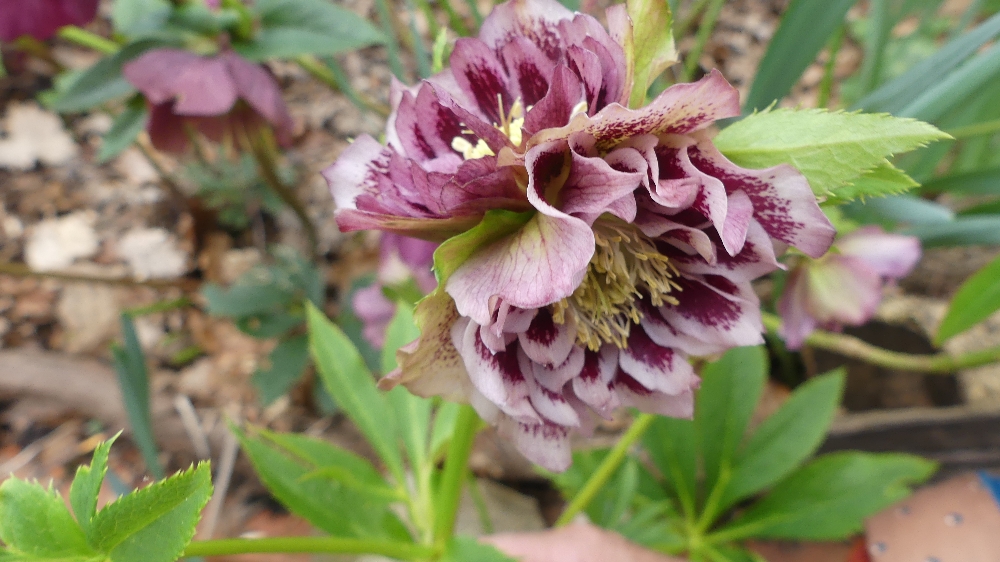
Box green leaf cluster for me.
[0,435,212,562]
[714,109,949,203]
[560,347,936,560]
[203,246,323,405]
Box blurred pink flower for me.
[778,226,921,349]
[0,0,99,42]
[325,0,835,470]
[123,49,294,153]
[353,234,438,348]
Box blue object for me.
[977,471,1000,506]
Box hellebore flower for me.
[354,233,438,348]
[123,49,294,153]
[325,0,836,470]
[0,0,99,42]
[778,226,921,350]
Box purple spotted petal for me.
[383,290,472,402]
[652,276,764,356]
[523,65,586,135]
[688,142,836,258]
[571,347,620,417]
[518,308,576,366]
[478,0,574,59]
[618,327,697,395]
[497,417,572,472]
[455,318,541,423]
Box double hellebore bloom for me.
[123,49,295,153]
[326,0,835,470]
[0,0,99,42]
[354,234,438,348]
[778,226,920,350]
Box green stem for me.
[555,412,657,527]
[0,261,197,290]
[56,26,119,54]
[676,0,711,38]
[295,55,390,117]
[858,0,890,94]
[681,0,726,82]
[126,297,192,317]
[433,405,480,546]
[762,312,1000,373]
[240,125,320,259]
[374,0,408,79]
[439,0,471,37]
[182,537,439,560]
[816,24,845,109]
[468,471,495,534]
[948,118,1000,140]
[695,465,730,533]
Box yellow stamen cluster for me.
[553,221,680,351]
[451,95,526,160]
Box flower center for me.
[553,221,680,351]
[452,96,526,160]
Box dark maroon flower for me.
[123,49,294,153]
[0,0,99,42]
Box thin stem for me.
[182,537,438,560]
[762,312,1000,373]
[439,0,472,37]
[817,25,845,109]
[676,0,711,38]
[695,465,730,533]
[133,135,192,214]
[295,55,390,117]
[681,0,725,82]
[555,412,657,527]
[56,26,119,54]
[411,0,441,40]
[468,471,495,534]
[0,261,198,290]
[948,118,1000,140]
[125,296,192,317]
[858,0,890,94]
[374,0,408,79]
[240,126,320,258]
[433,404,480,546]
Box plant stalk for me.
[0,261,198,290]
[433,404,481,546]
[681,0,726,82]
[182,537,438,560]
[555,412,657,526]
[56,26,119,54]
[762,312,1000,373]
[948,118,1000,140]
[240,126,320,259]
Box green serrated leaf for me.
[823,161,919,204]
[696,346,768,497]
[717,452,935,541]
[714,108,949,197]
[936,254,1000,344]
[233,426,404,539]
[0,479,95,560]
[88,463,211,562]
[627,0,676,108]
[98,100,148,163]
[440,536,515,562]
[252,334,310,405]
[69,433,121,536]
[743,0,855,112]
[718,369,845,511]
[307,304,404,483]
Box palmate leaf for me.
[0,480,95,560]
[713,108,949,200]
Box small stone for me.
[24,212,100,271]
[117,228,188,280]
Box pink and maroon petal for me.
[669,220,782,283]
[224,52,294,138]
[571,347,620,417]
[560,147,645,221]
[171,56,239,116]
[523,65,586,135]
[618,327,697,395]
[497,417,572,472]
[451,38,517,124]
[776,266,816,350]
[653,275,764,355]
[124,49,204,105]
[529,345,586,391]
[806,255,883,326]
[353,284,396,348]
[478,0,574,59]
[837,226,921,279]
[688,142,836,259]
[501,37,557,107]
[382,290,473,402]
[615,375,696,418]
[456,319,541,422]
[518,308,576,367]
